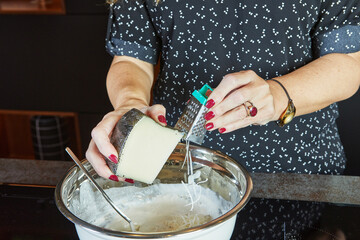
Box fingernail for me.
[158,115,167,125]
[205,122,214,130]
[108,154,118,164]
[205,99,215,109]
[219,128,226,133]
[125,178,135,184]
[204,111,215,121]
[109,175,119,182]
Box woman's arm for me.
[205,51,360,133]
[86,56,166,180]
[107,56,154,110]
[271,52,360,118]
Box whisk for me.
[65,147,135,232]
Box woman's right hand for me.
[85,104,167,182]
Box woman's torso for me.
[109,0,350,174]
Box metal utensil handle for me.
[65,147,135,231]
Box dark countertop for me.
[1,158,360,205]
[1,158,360,240]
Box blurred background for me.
[0,0,113,161]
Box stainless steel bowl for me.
[55,143,253,240]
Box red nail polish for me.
[108,154,118,164]
[219,128,226,133]
[205,99,215,108]
[158,115,167,125]
[204,111,215,121]
[205,122,214,130]
[109,175,119,182]
[125,178,135,184]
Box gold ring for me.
[244,101,258,117]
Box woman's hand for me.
[85,104,167,181]
[204,70,284,133]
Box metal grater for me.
[174,84,213,145]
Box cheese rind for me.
[108,109,184,184]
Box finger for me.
[145,104,167,126]
[85,140,117,180]
[216,105,272,133]
[205,87,253,122]
[222,117,256,133]
[206,70,256,109]
[86,140,133,183]
[206,77,270,123]
[215,114,258,134]
[91,113,121,163]
[205,104,247,131]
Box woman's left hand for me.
[204,70,279,133]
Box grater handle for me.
[192,84,213,105]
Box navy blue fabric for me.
[105,1,359,238]
[106,0,360,175]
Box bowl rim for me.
[54,143,253,239]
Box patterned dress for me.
[106,0,360,238]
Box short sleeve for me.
[312,0,360,57]
[106,0,160,64]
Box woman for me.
[86,0,360,238]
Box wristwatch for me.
[269,79,296,127]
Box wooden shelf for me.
[0,109,81,160]
[0,0,65,15]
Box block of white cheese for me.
[108,108,184,184]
